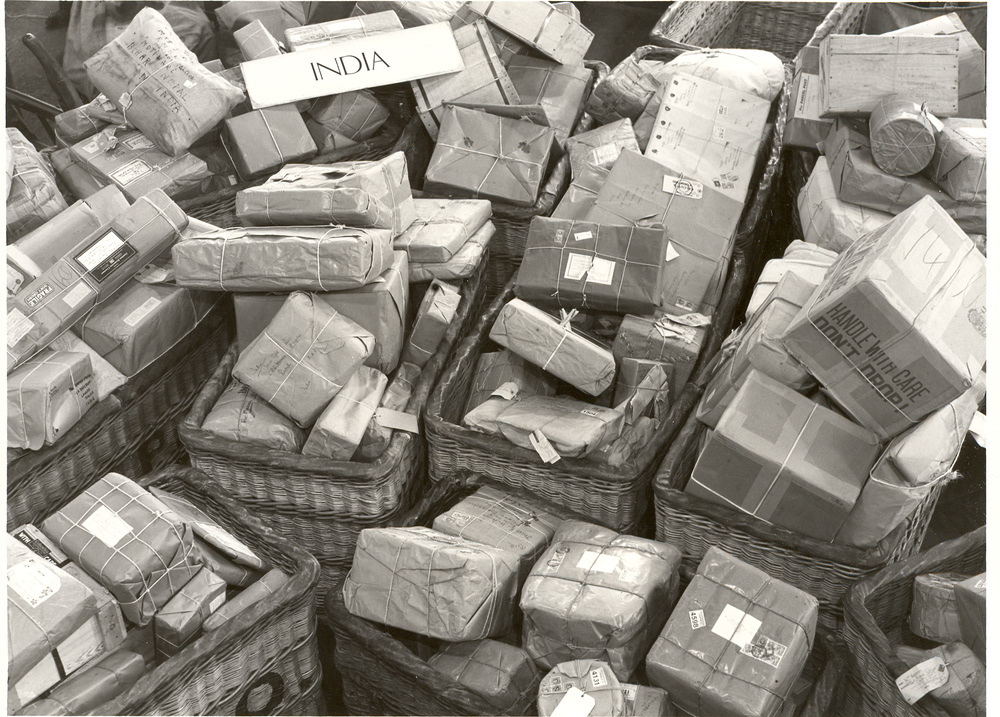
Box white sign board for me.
[241,22,464,109]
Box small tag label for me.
[579,407,602,418]
[897,657,949,704]
[573,231,593,242]
[665,241,680,263]
[7,308,34,347]
[108,158,152,185]
[550,687,596,717]
[589,668,608,688]
[80,138,101,155]
[712,604,762,647]
[689,609,706,630]
[62,282,94,309]
[8,558,60,608]
[576,550,618,573]
[374,408,420,434]
[123,296,161,327]
[118,92,132,109]
[82,505,133,548]
[529,429,561,464]
[741,635,787,668]
[121,133,156,150]
[662,175,703,199]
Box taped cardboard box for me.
[784,46,833,151]
[522,520,681,679]
[896,643,985,716]
[688,371,880,542]
[154,567,227,662]
[926,118,986,203]
[54,94,129,145]
[236,152,415,234]
[232,291,375,426]
[587,150,736,316]
[797,155,893,254]
[402,280,461,369]
[552,163,610,220]
[408,220,495,282]
[515,217,666,315]
[234,19,283,61]
[464,349,558,414]
[566,118,639,180]
[285,10,403,51]
[428,639,541,714]
[355,362,420,461]
[222,105,318,180]
[6,128,70,241]
[463,1,593,66]
[75,281,218,377]
[302,366,387,460]
[172,225,393,292]
[954,573,986,663]
[350,0,462,28]
[537,660,626,717]
[646,547,818,717]
[909,573,967,644]
[394,198,492,264]
[198,380,306,452]
[425,105,556,208]
[507,56,591,144]
[305,91,389,153]
[7,190,188,372]
[15,649,145,717]
[40,472,203,626]
[84,8,245,156]
[491,298,616,396]
[343,526,518,640]
[8,350,97,451]
[612,313,706,397]
[782,195,986,441]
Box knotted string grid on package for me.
[395,202,478,257]
[451,490,559,552]
[308,91,384,143]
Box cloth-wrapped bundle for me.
[8,350,97,451]
[393,198,492,264]
[428,640,541,715]
[302,366,388,460]
[305,91,389,153]
[6,128,69,240]
[201,380,305,452]
[666,48,784,102]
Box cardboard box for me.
[797,156,892,254]
[463,1,593,66]
[236,152,415,234]
[428,640,540,714]
[537,660,625,717]
[285,10,403,51]
[507,55,591,143]
[173,225,393,292]
[782,195,986,440]
[302,366,388,460]
[232,292,375,426]
[412,20,519,139]
[222,105,318,180]
[566,118,639,180]
[491,298,616,396]
[8,350,98,450]
[75,281,218,376]
[350,0,461,28]
[408,220,494,282]
[394,198,492,264]
[612,313,706,397]
[552,163,609,220]
[154,567,227,662]
[646,547,818,717]
[343,526,518,640]
[425,105,556,208]
[784,46,833,151]
[464,349,558,414]
[818,34,959,116]
[305,90,389,153]
[954,573,986,663]
[926,119,986,203]
[15,649,145,716]
[201,379,305,452]
[909,572,967,644]
[6,128,70,240]
[402,280,461,368]
[234,19,283,61]
[688,371,880,541]
[522,520,681,679]
[515,218,666,315]
[7,190,187,372]
[587,150,737,316]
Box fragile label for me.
[550,687,596,717]
[573,231,593,242]
[689,609,706,630]
[108,158,153,185]
[530,430,561,464]
[23,283,53,308]
[741,635,787,668]
[576,550,618,573]
[712,604,761,647]
[123,297,161,327]
[375,407,420,433]
[897,657,949,704]
[662,175,703,199]
[82,505,133,548]
[8,557,60,608]
[62,282,93,309]
[7,308,34,347]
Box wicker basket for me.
[29,464,322,715]
[6,298,235,532]
[179,255,489,614]
[840,526,986,716]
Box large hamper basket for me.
[33,464,322,716]
[840,526,986,716]
[7,298,235,532]
[179,256,490,614]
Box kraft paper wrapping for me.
[203,568,290,632]
[566,118,639,180]
[909,573,967,644]
[54,94,129,145]
[343,526,518,641]
[507,56,591,143]
[428,640,541,714]
[621,683,672,717]
[48,333,126,402]
[868,97,936,176]
[172,225,393,292]
[781,195,986,441]
[75,281,219,377]
[783,46,833,152]
[69,129,212,203]
[450,3,529,66]
[222,105,318,180]
[7,536,98,685]
[8,190,188,372]
[355,361,420,461]
[424,105,556,208]
[954,574,986,663]
[744,241,835,318]
[15,649,145,716]
[515,218,665,315]
[285,11,403,51]
[8,350,97,451]
[408,220,495,282]
[302,366,388,460]
[896,643,985,717]
[522,521,681,680]
[646,547,818,717]
[490,298,615,396]
[305,90,389,153]
[552,163,610,220]
[153,567,227,662]
[216,0,308,36]
[433,485,563,586]
[926,118,986,203]
[350,1,462,28]
[40,473,203,626]
[193,536,262,589]
[402,280,461,368]
[232,292,375,427]
[84,8,245,156]
[464,349,558,414]
[394,198,492,264]
[234,19,282,61]
[463,1,594,66]
[412,20,519,139]
[612,314,706,396]
[688,371,880,542]
[797,155,892,254]
[823,120,986,235]
[202,379,305,452]
[537,660,626,717]
[6,129,70,241]
[613,358,673,414]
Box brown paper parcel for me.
[506,55,591,144]
[234,19,283,61]
[537,659,626,717]
[201,379,305,452]
[428,639,541,714]
[612,313,707,396]
[54,93,129,145]
[8,350,97,451]
[926,118,986,203]
[222,105,318,180]
[462,1,594,66]
[402,280,461,368]
[408,220,495,282]
[350,1,461,29]
[565,118,639,180]
[232,291,375,426]
[305,91,389,153]
[172,225,392,292]
[40,472,203,626]
[521,520,681,679]
[285,11,404,51]
[909,572,967,644]
[343,526,518,641]
[153,566,227,662]
[394,198,492,264]
[15,648,145,717]
[302,365,388,460]
[954,573,986,664]
[6,128,70,240]
[355,361,420,461]
[464,349,558,414]
[645,546,818,717]
[551,163,610,220]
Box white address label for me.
[712,604,761,647]
[662,175,703,199]
[8,558,60,608]
[897,657,949,704]
[82,505,133,548]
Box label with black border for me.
[74,230,137,282]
